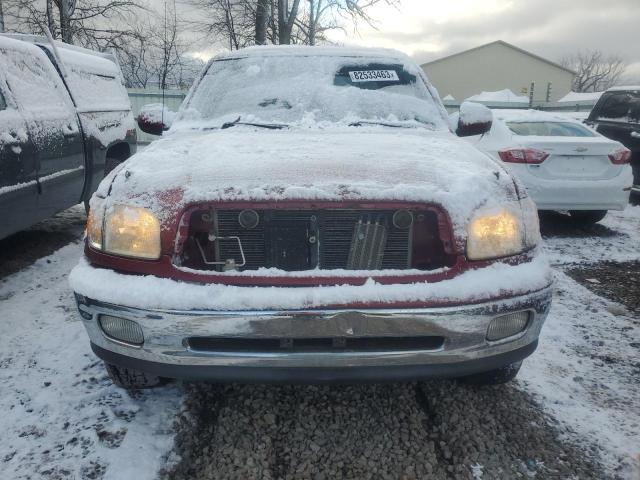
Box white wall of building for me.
[422,42,575,104]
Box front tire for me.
[104,362,164,389]
[568,210,607,225]
[459,361,522,386]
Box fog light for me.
[99,315,144,346]
[487,311,530,341]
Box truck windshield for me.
[179,55,448,130]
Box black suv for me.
[0,34,136,239]
[586,87,640,194]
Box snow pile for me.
[466,89,528,103]
[557,91,603,103]
[520,271,640,476]
[0,241,181,480]
[69,252,552,311]
[98,128,517,239]
[543,206,640,266]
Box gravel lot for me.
[1,205,639,480]
[566,261,640,314]
[164,382,603,480]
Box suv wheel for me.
[568,210,607,225]
[104,362,164,389]
[459,361,522,386]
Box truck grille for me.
[179,208,452,273]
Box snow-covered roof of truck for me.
[213,45,411,62]
[0,33,118,64]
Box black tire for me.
[458,361,522,386]
[104,362,164,389]
[104,156,120,177]
[568,210,607,225]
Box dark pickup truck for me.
[0,34,136,239]
[586,86,640,194]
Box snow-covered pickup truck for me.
[0,34,136,239]
[70,46,553,389]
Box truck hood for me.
[100,128,519,235]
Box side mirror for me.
[136,103,175,136]
[456,101,493,137]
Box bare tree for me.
[0,0,5,32]
[561,50,626,92]
[307,0,399,45]
[255,0,268,44]
[188,0,400,48]
[182,0,256,50]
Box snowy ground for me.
[0,205,639,479]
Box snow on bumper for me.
[69,253,552,311]
[69,255,553,380]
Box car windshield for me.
[506,121,597,137]
[178,54,448,130]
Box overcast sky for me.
[324,0,640,81]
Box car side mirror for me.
[136,103,175,136]
[456,101,493,137]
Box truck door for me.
[0,72,39,239]
[0,40,84,220]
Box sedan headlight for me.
[467,200,539,260]
[103,205,161,259]
[87,202,161,260]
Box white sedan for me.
[459,109,634,225]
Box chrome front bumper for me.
[75,285,552,382]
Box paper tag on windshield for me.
[349,70,399,82]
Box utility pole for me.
[528,82,535,108]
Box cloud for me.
[328,0,640,79]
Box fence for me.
[442,99,597,115]
[127,88,188,143]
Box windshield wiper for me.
[220,116,288,130]
[348,120,432,129]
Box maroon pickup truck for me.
[70,46,553,389]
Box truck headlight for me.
[103,205,161,259]
[86,202,104,250]
[467,200,539,261]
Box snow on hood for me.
[99,128,518,237]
